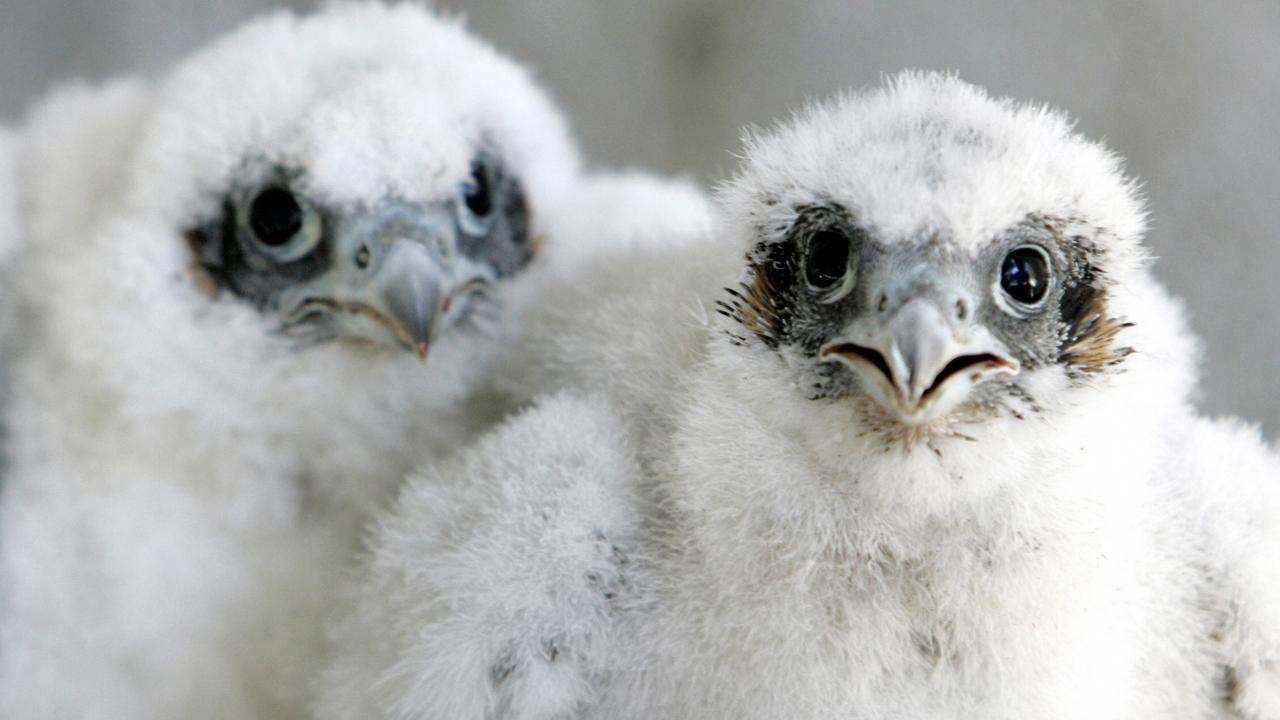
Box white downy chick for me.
[0,5,582,718]
[318,72,1280,720]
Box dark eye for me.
[464,162,492,217]
[249,187,303,246]
[804,230,851,291]
[1000,246,1051,306]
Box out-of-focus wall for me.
[2,0,1276,435]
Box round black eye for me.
[804,231,850,290]
[249,188,303,246]
[464,163,492,217]
[1000,246,1051,305]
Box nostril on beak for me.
[955,298,969,321]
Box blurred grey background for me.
[1,0,1276,435]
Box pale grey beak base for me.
[893,301,955,404]
[378,239,447,359]
[820,299,1019,424]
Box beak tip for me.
[417,342,430,363]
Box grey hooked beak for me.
[376,239,447,361]
[819,299,1019,424]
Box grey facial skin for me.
[187,154,531,360]
[720,204,1129,428]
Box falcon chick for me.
[0,5,584,719]
[318,73,1280,720]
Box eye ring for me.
[242,186,322,263]
[996,243,1053,313]
[464,162,492,216]
[459,161,497,237]
[803,230,855,303]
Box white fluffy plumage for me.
[318,72,1280,719]
[0,5,596,718]
[320,391,642,720]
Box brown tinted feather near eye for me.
[528,232,546,257]
[719,250,790,349]
[743,260,786,340]
[718,203,849,349]
[184,229,221,299]
[1058,282,1134,376]
[1037,215,1135,378]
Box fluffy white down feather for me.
[321,391,643,720]
[0,5,618,718]
[318,73,1280,720]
